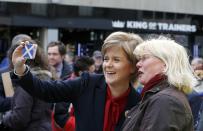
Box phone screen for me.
[22,42,38,59]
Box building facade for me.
[0,0,203,59]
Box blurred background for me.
[0,0,202,60]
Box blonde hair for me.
[102,31,143,81]
[134,36,197,94]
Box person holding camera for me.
[11,31,143,131]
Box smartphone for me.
[22,42,38,59]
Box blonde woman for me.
[122,36,197,131]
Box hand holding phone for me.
[22,42,38,59]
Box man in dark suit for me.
[47,41,72,79]
[47,41,73,129]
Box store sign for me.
[112,20,197,32]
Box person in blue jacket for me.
[11,31,143,131]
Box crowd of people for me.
[0,31,202,131]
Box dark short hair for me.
[73,56,95,76]
[47,41,66,56]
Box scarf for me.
[141,74,166,98]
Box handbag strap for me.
[1,72,14,97]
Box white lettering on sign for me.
[148,22,157,30]
[112,20,125,28]
[126,21,148,29]
[112,20,197,33]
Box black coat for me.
[54,60,73,127]
[0,85,11,112]
[60,60,73,80]
[14,71,141,131]
[3,69,52,131]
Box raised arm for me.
[16,71,84,102]
[12,43,89,103]
[12,43,27,76]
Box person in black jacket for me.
[47,41,72,79]
[11,31,143,131]
[46,41,73,129]
[1,40,52,131]
[0,34,32,116]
